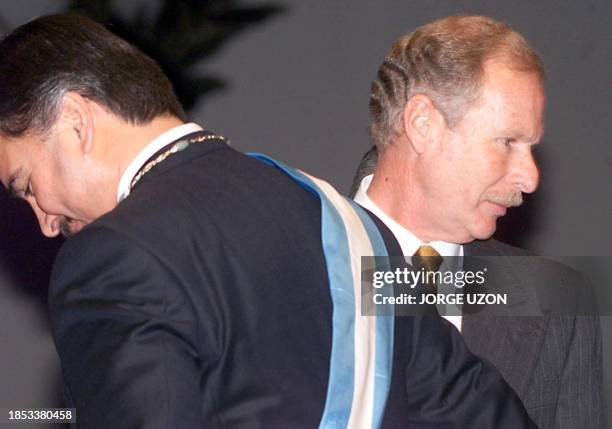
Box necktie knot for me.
[413,245,443,273]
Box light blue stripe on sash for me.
[251,153,354,427]
[249,153,393,429]
[350,202,394,429]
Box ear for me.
[57,92,95,154]
[401,94,444,154]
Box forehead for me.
[460,60,546,139]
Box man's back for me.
[49,139,335,427]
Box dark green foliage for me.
[68,0,283,110]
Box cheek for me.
[472,154,510,193]
[31,192,58,215]
[483,159,512,194]
[487,153,509,174]
[31,174,70,215]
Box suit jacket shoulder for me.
[464,238,602,429]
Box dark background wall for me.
[1,1,610,428]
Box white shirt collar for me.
[354,174,464,331]
[353,174,462,258]
[116,122,203,202]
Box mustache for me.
[485,192,523,207]
[59,219,75,238]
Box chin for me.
[468,219,498,241]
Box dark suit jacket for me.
[49,132,536,428]
[463,239,602,429]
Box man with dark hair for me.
[352,15,602,428]
[0,13,539,428]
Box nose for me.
[513,151,539,194]
[39,213,63,237]
[28,199,62,237]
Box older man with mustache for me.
[350,15,602,429]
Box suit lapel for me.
[462,239,549,396]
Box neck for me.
[94,115,184,193]
[112,115,185,177]
[368,142,440,243]
[87,112,184,212]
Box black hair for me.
[0,13,186,137]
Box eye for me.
[497,138,516,148]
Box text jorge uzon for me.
[373,292,508,306]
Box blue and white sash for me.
[250,154,394,429]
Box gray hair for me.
[368,15,544,149]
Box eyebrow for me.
[503,130,543,144]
